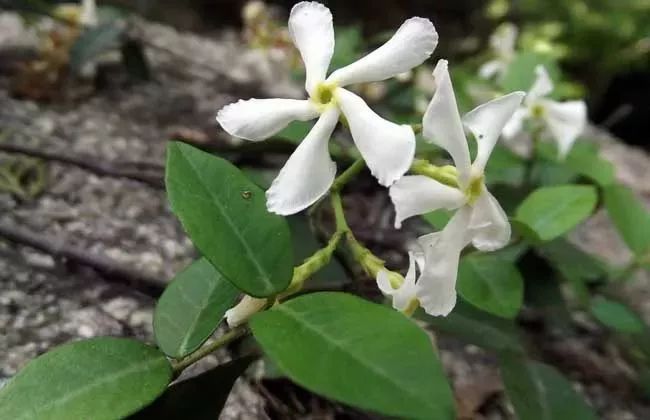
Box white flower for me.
[376,252,420,313]
[479,23,518,81]
[225,295,268,327]
[80,0,98,27]
[387,59,525,316]
[502,65,587,158]
[217,2,438,215]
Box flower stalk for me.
[410,159,459,188]
[171,326,249,376]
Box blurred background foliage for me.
[9,0,649,146]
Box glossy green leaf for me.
[515,185,597,241]
[154,258,240,358]
[0,338,171,420]
[422,298,523,353]
[500,355,598,420]
[70,24,125,73]
[603,184,650,257]
[457,254,524,318]
[130,356,255,420]
[166,142,293,297]
[590,296,645,334]
[251,292,455,420]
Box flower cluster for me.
[217,1,437,215]
[217,1,526,318]
[479,23,518,81]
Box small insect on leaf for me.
[241,190,252,199]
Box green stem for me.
[331,158,365,192]
[280,230,344,298]
[330,191,350,232]
[524,126,543,187]
[410,159,459,188]
[171,326,249,375]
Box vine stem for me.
[409,159,459,188]
[330,191,350,233]
[171,326,249,375]
[524,126,543,187]
[330,158,366,193]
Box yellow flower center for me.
[465,175,484,205]
[402,298,420,317]
[531,103,546,119]
[313,82,337,108]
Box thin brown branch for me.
[0,143,165,188]
[0,222,165,297]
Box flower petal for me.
[478,59,504,80]
[80,0,98,26]
[423,60,472,186]
[542,99,587,159]
[217,98,318,141]
[336,88,415,186]
[490,23,518,58]
[225,295,268,327]
[501,107,528,139]
[469,190,510,251]
[289,1,335,95]
[463,91,525,172]
[526,65,554,103]
[415,206,472,316]
[377,252,418,312]
[266,107,339,215]
[327,17,437,86]
[389,175,465,228]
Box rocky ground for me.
[1,11,649,420]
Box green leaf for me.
[154,258,240,358]
[603,184,650,257]
[515,185,597,241]
[565,142,615,187]
[590,296,645,334]
[536,239,607,303]
[275,121,312,144]
[0,338,171,420]
[500,355,598,420]
[485,145,526,187]
[130,356,255,420]
[330,25,363,70]
[422,209,453,229]
[457,253,524,318]
[251,292,455,420]
[536,239,606,282]
[500,52,560,93]
[166,142,293,297]
[70,24,125,73]
[422,298,523,353]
